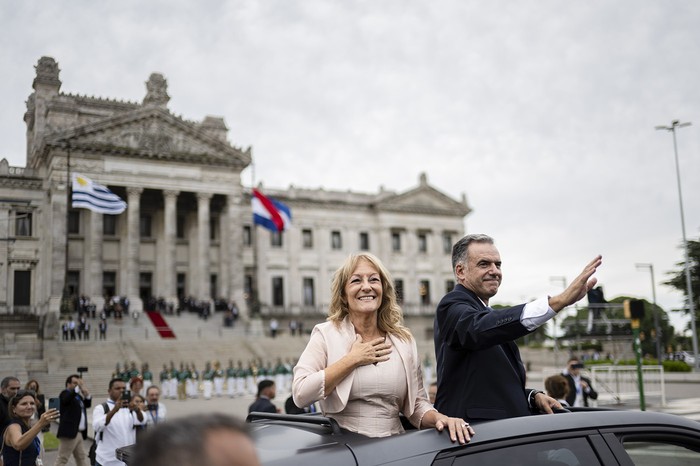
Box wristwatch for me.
[528,389,544,409]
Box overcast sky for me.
[2,1,699,337]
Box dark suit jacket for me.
[57,388,92,439]
[562,373,598,407]
[434,284,537,421]
[248,396,277,414]
[0,394,10,436]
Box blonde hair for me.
[327,252,412,342]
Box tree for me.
[663,237,700,336]
[560,297,678,358]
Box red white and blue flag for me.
[252,189,292,232]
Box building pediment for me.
[44,107,251,169]
[376,175,471,216]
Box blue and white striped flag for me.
[71,173,127,215]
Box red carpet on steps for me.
[146,311,176,338]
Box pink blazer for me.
[292,317,435,429]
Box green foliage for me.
[663,360,693,372]
[560,297,680,357]
[663,237,700,334]
[43,431,60,450]
[583,358,691,372]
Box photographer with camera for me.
[55,373,92,466]
[561,357,598,407]
[91,378,145,466]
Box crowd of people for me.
[3,233,603,465]
[108,358,298,402]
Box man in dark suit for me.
[562,357,599,407]
[55,374,92,466]
[434,234,601,422]
[248,380,278,413]
[0,376,21,436]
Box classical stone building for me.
[0,56,471,323]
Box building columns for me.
[87,210,104,310]
[126,187,143,312]
[163,190,179,304]
[225,194,247,320]
[49,182,68,313]
[197,192,212,303]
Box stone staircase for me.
[28,312,319,399]
[14,310,577,400]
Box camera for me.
[77,366,88,373]
[123,390,131,403]
[571,363,585,369]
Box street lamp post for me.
[636,263,663,366]
[655,120,699,371]
[550,276,568,367]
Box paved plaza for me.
[38,379,700,465]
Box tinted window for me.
[451,437,600,466]
[623,440,700,465]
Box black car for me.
[246,410,700,465]
[117,409,700,465]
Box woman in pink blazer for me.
[293,252,474,443]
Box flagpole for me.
[249,159,260,317]
[62,139,72,314]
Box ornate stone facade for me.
[0,56,471,323]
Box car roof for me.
[249,410,700,465]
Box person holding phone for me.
[561,357,598,407]
[2,389,58,466]
[92,378,145,466]
[55,374,92,466]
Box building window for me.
[140,214,152,238]
[391,232,401,252]
[303,277,315,306]
[270,231,283,247]
[15,212,32,237]
[68,210,81,235]
[419,280,431,305]
[103,272,116,298]
[442,231,454,254]
[302,229,313,249]
[445,280,455,294]
[394,279,404,304]
[272,276,284,307]
[243,225,252,247]
[210,216,219,241]
[103,215,117,236]
[359,232,370,251]
[176,214,186,239]
[418,232,428,253]
[210,274,218,300]
[331,231,342,250]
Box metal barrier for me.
[590,365,665,406]
[542,365,666,407]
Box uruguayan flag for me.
[71,173,127,215]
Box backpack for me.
[88,402,109,466]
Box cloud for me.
[1,0,699,333]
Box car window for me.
[623,441,700,466]
[450,437,601,466]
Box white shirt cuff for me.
[520,296,556,331]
